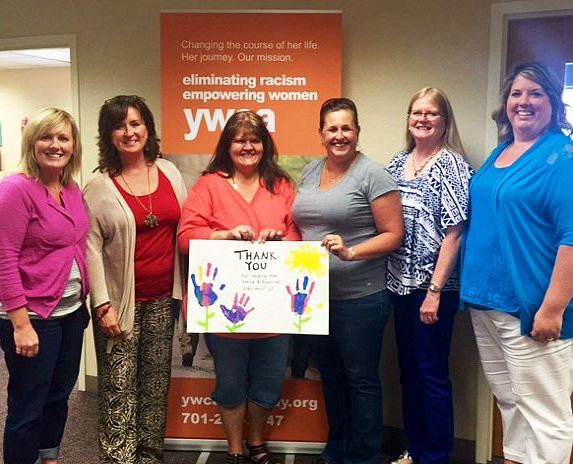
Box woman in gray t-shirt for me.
[293,98,403,464]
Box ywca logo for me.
[183,108,275,141]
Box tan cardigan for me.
[83,158,187,349]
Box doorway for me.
[0,34,78,169]
[0,47,72,173]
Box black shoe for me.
[291,369,306,379]
[246,443,280,464]
[182,352,195,367]
[226,454,247,464]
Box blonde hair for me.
[405,87,465,155]
[20,108,82,185]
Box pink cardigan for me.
[0,174,89,317]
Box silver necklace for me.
[412,146,442,177]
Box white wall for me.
[0,0,528,448]
[0,67,71,172]
[0,0,501,175]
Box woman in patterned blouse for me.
[386,88,473,464]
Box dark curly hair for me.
[96,95,161,176]
[203,111,291,193]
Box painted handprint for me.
[191,263,224,306]
[286,276,315,333]
[220,292,255,333]
[190,262,226,331]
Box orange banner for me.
[166,377,328,442]
[160,11,342,155]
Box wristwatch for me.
[428,282,442,293]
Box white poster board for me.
[186,240,329,334]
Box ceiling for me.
[0,48,70,69]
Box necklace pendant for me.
[144,212,159,228]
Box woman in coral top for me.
[178,111,300,464]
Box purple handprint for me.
[220,293,255,332]
[286,276,315,315]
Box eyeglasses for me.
[408,111,443,121]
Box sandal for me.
[246,443,279,464]
[226,453,247,464]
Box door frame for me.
[478,2,573,462]
[0,34,79,131]
[485,0,573,156]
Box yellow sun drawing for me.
[284,244,327,277]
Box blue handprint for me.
[190,263,226,331]
[286,276,315,315]
[220,292,255,333]
[286,276,315,333]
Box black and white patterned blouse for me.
[386,148,473,295]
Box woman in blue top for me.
[387,88,472,464]
[460,62,573,464]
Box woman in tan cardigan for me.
[84,95,186,464]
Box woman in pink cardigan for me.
[0,108,89,464]
[178,111,300,464]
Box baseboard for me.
[85,374,98,392]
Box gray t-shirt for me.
[293,153,398,299]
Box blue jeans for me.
[0,306,89,464]
[314,290,390,464]
[206,334,289,409]
[390,290,458,464]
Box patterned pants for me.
[94,297,175,464]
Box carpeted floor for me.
[0,351,490,463]
[0,357,321,464]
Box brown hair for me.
[96,95,161,176]
[493,62,572,143]
[203,111,291,193]
[319,97,360,131]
